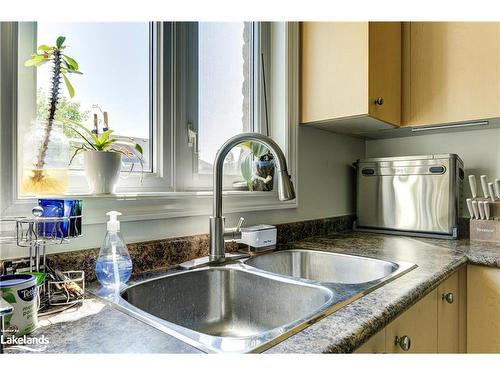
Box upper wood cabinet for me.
[300,22,402,128]
[402,22,500,127]
[301,22,500,134]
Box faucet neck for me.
[212,133,288,219]
[209,133,293,261]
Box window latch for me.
[187,122,199,173]
[187,122,197,150]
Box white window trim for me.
[17,22,172,194]
[176,22,272,191]
[0,22,299,224]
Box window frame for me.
[175,22,272,191]
[17,22,171,194]
[0,22,299,225]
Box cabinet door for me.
[467,265,500,353]
[300,22,369,123]
[368,22,402,126]
[404,22,500,126]
[437,270,460,353]
[354,329,386,353]
[385,289,438,353]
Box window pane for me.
[197,22,252,175]
[35,22,152,172]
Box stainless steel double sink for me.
[96,249,416,353]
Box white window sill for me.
[7,190,298,225]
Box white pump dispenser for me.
[95,210,132,288]
[107,210,121,232]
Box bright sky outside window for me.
[197,22,252,175]
[35,22,152,172]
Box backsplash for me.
[0,215,355,282]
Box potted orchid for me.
[68,122,144,194]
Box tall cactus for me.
[24,36,81,181]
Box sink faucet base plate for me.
[178,253,249,270]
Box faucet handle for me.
[223,217,245,241]
[235,217,245,232]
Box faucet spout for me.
[209,133,295,261]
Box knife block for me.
[470,201,500,242]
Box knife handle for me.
[495,179,500,199]
[484,202,491,220]
[472,200,480,220]
[478,200,485,220]
[469,175,477,198]
[488,183,496,203]
[466,198,475,219]
[480,175,489,198]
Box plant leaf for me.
[64,122,98,147]
[63,55,79,70]
[38,44,51,52]
[134,143,143,155]
[97,129,114,144]
[24,54,49,67]
[240,141,252,150]
[96,138,116,151]
[251,142,269,158]
[24,59,45,67]
[56,36,66,49]
[240,153,254,191]
[62,74,75,97]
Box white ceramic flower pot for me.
[83,151,122,194]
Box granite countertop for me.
[5,232,500,354]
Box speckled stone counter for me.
[4,296,201,353]
[5,231,500,354]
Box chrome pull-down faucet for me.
[180,133,295,269]
[209,133,295,262]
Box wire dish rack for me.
[1,213,82,272]
[1,207,84,312]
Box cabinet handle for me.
[442,292,454,304]
[394,335,411,351]
[374,97,384,106]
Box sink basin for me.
[117,266,333,352]
[244,249,399,284]
[96,250,415,353]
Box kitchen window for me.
[3,22,298,219]
[176,22,271,190]
[17,22,160,194]
[34,22,153,173]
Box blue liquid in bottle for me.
[96,211,132,288]
[95,254,132,287]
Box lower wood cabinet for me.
[354,328,386,353]
[437,269,467,353]
[467,265,500,353]
[385,288,438,353]
[355,267,466,353]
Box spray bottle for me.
[95,211,132,288]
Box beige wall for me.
[114,126,364,247]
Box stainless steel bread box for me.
[354,154,464,239]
